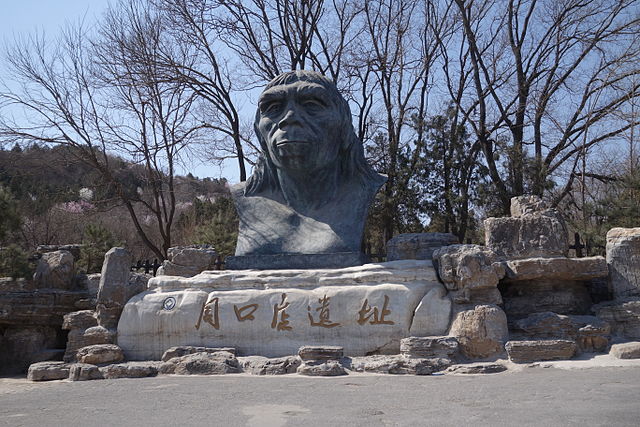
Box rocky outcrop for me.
[76,344,125,365]
[168,351,242,375]
[156,245,218,278]
[348,355,450,375]
[96,247,137,330]
[593,298,640,339]
[33,250,76,290]
[606,228,640,299]
[609,342,640,359]
[448,305,509,359]
[400,336,459,359]
[26,361,71,381]
[505,339,577,363]
[240,356,301,375]
[485,196,568,260]
[386,233,458,261]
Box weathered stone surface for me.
[172,351,241,375]
[503,257,608,281]
[0,277,34,292]
[157,245,218,277]
[400,336,459,359]
[484,196,568,260]
[298,346,343,361]
[33,250,75,289]
[118,260,445,360]
[76,344,124,365]
[409,287,452,336]
[96,247,134,330]
[27,361,71,381]
[231,71,386,267]
[515,312,575,338]
[84,273,102,298]
[432,245,505,305]
[161,346,236,362]
[446,363,507,374]
[62,310,97,330]
[593,297,640,339]
[348,355,450,375]
[226,252,369,270]
[449,305,509,359]
[610,342,640,359]
[69,363,103,381]
[0,289,90,327]
[607,228,640,299]
[99,361,160,379]
[297,361,347,376]
[386,233,458,261]
[37,244,82,261]
[570,315,611,353]
[500,280,593,319]
[64,326,116,363]
[240,356,301,375]
[505,339,577,363]
[0,326,60,374]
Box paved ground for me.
[2,360,640,427]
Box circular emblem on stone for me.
[162,297,176,311]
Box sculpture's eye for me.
[260,100,283,115]
[301,97,326,112]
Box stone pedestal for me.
[117,260,451,360]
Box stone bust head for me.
[231,70,386,262]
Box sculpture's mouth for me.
[275,140,311,147]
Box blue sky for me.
[0,0,240,182]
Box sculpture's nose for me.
[278,103,302,129]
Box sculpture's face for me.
[257,80,342,172]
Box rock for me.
[610,342,640,359]
[348,355,450,375]
[157,245,218,277]
[386,233,458,261]
[500,279,593,319]
[503,257,608,281]
[505,339,577,363]
[240,356,301,375]
[515,312,576,338]
[27,361,71,381]
[298,346,344,361]
[84,273,102,298]
[0,326,59,374]
[76,344,124,365]
[400,336,459,359]
[62,310,97,330]
[593,297,640,339]
[446,363,507,374]
[0,277,34,292]
[37,244,82,261]
[570,315,610,353]
[33,250,76,290]
[432,245,505,305]
[69,363,103,381]
[172,351,241,375]
[96,247,134,330]
[606,228,640,299]
[484,196,568,260]
[99,361,160,379]
[409,287,452,336]
[297,361,347,376]
[118,260,445,360]
[449,305,509,359]
[510,195,549,217]
[161,346,236,362]
[64,325,115,363]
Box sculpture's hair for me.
[244,70,385,196]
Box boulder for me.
[96,247,133,330]
[514,312,576,338]
[62,310,97,330]
[157,245,217,278]
[171,351,241,375]
[161,346,236,362]
[593,297,640,339]
[84,273,102,298]
[33,250,76,290]
[76,344,124,365]
[505,339,577,363]
[64,325,115,362]
[297,361,347,376]
[609,342,640,359]
[400,336,459,359]
[240,356,301,375]
[409,287,452,336]
[503,257,608,281]
[27,361,71,381]
[386,233,458,261]
[348,355,450,375]
[484,196,568,260]
[606,228,640,299]
[69,363,103,381]
[99,361,160,379]
[446,363,507,374]
[449,305,509,359]
[298,346,344,361]
[570,315,610,353]
[432,245,505,305]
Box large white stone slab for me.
[117,260,449,360]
